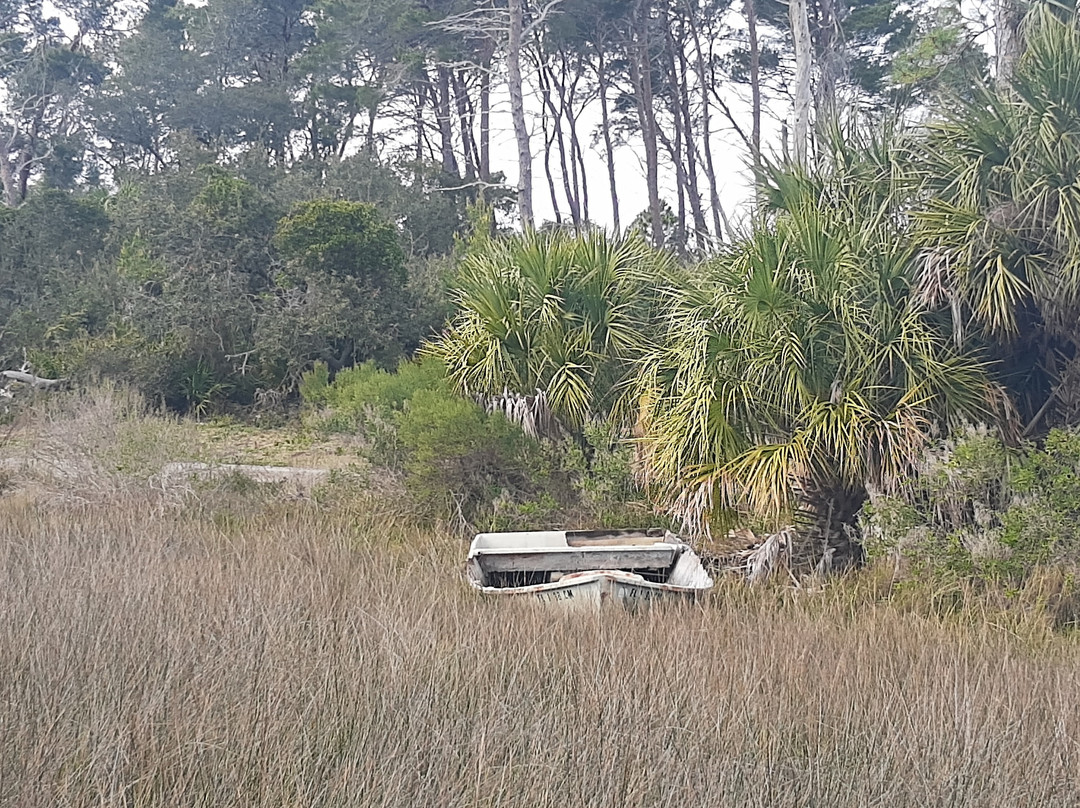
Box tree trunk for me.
[479,44,494,192]
[790,0,813,164]
[660,13,687,252]
[597,49,621,233]
[452,70,478,182]
[557,51,589,226]
[414,84,425,174]
[995,0,1024,85]
[541,94,562,225]
[745,0,762,169]
[0,153,19,208]
[567,96,590,225]
[815,0,843,120]
[669,20,708,251]
[630,0,663,247]
[433,66,459,177]
[365,104,378,157]
[539,59,581,228]
[508,0,534,229]
[685,5,724,240]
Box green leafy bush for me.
[300,357,649,531]
[298,361,331,406]
[861,426,1080,583]
[321,357,448,417]
[396,388,537,525]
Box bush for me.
[301,358,543,527]
[860,425,1080,583]
[321,357,448,417]
[300,357,650,532]
[397,388,538,526]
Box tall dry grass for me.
[3,391,1080,806]
[3,493,1080,807]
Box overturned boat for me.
[466,528,714,607]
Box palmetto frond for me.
[425,230,671,430]
[911,6,1080,344]
[636,126,999,534]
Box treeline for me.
[0,157,457,411]
[3,0,992,245]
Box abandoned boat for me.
[465,528,714,607]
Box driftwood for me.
[1,370,65,389]
[159,462,331,489]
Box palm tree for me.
[909,4,1080,429]
[425,230,672,432]
[634,123,1001,545]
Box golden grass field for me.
[3,389,1080,806]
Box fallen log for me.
[1,370,64,389]
[159,462,331,488]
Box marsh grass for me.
[3,393,1080,806]
[4,492,1080,807]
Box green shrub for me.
[324,357,448,417]
[396,389,538,525]
[861,425,1080,584]
[304,356,652,531]
[298,361,331,406]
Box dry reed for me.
[3,492,1080,807]
[3,393,1080,806]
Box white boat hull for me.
[478,570,706,609]
[466,528,714,608]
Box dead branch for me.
[1,370,65,389]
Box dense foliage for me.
[428,230,671,429]
[635,134,997,536]
[862,425,1080,583]
[423,3,1080,572]
[299,358,651,531]
[0,162,455,411]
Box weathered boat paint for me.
[466,529,713,608]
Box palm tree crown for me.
[635,126,1000,535]
[426,230,671,430]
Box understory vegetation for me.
[298,356,651,532]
